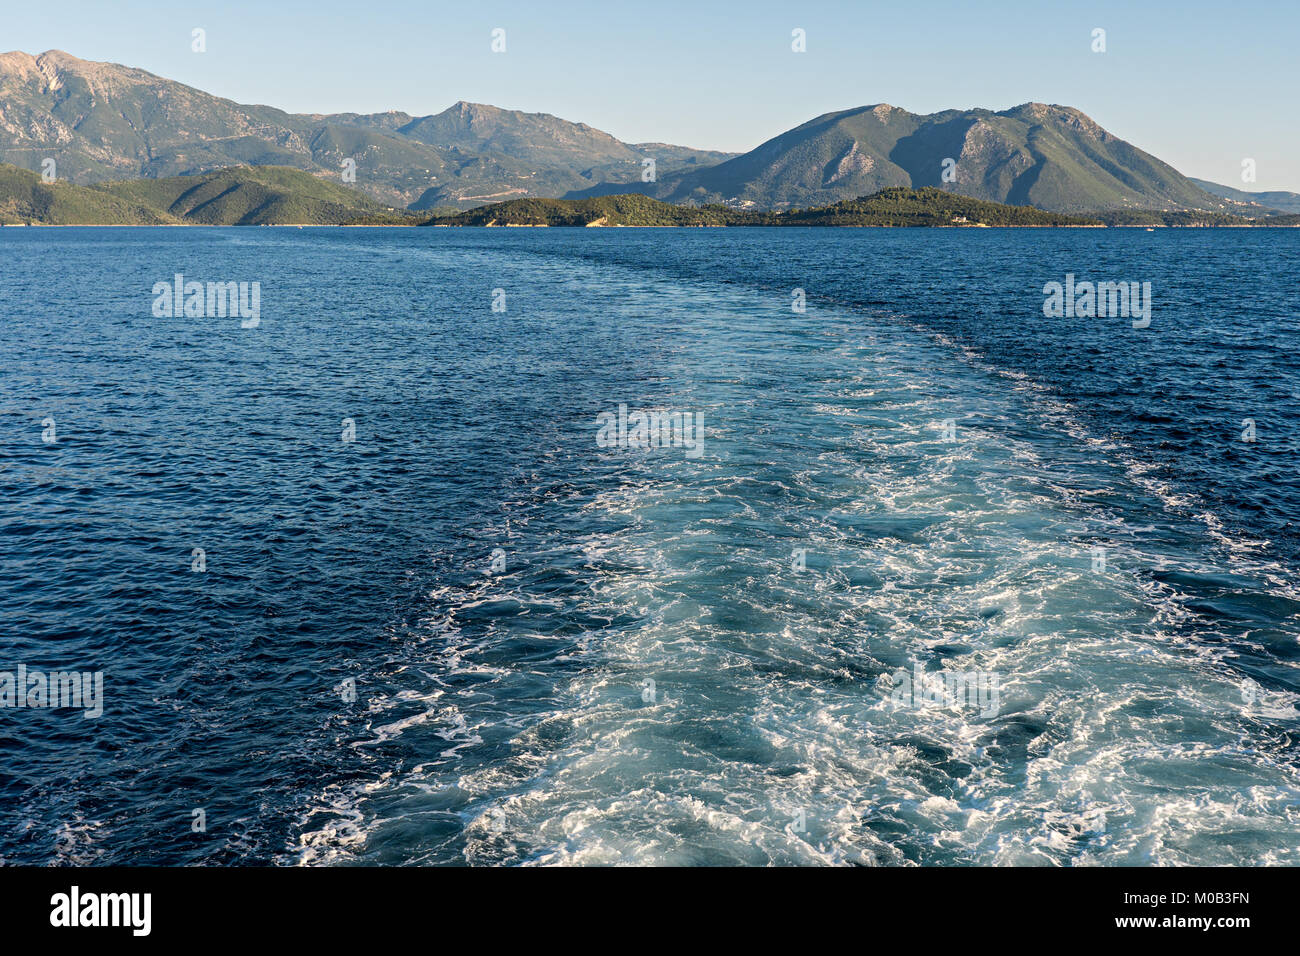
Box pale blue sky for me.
[6,0,1298,190]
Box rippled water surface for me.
[1,227,1297,865]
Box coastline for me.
[6,221,1296,228]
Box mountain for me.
[1188,178,1300,215]
[0,163,409,224]
[569,103,1247,214]
[398,101,633,167]
[397,102,732,210]
[0,50,731,209]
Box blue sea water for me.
[0,226,1297,866]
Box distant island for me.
[4,164,1298,228]
[429,190,1300,228]
[428,190,1101,227]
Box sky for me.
[5,0,1298,191]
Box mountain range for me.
[0,49,1289,216]
[0,50,730,210]
[1189,178,1300,215]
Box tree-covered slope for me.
[424,188,1103,227]
[783,187,1102,225]
[0,163,411,224]
[0,164,177,223]
[430,193,742,226]
[98,165,401,224]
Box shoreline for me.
[5,221,1296,229]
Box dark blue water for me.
[1,227,1297,865]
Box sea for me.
[0,226,1297,865]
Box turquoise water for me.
[1,227,1297,865]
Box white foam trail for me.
[291,279,1300,867]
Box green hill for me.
[98,165,405,224]
[0,164,177,224]
[0,163,413,224]
[782,188,1101,226]
[433,193,744,226]
[425,188,1102,227]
